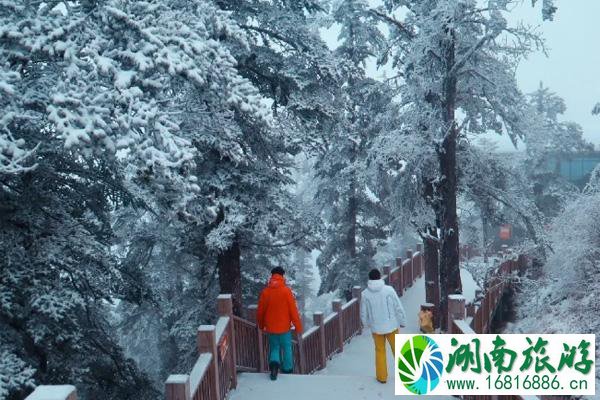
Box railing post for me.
[246,305,265,373]
[416,243,423,276]
[406,249,414,285]
[198,325,220,400]
[165,375,190,400]
[26,386,78,400]
[383,265,392,286]
[448,294,466,334]
[217,294,237,389]
[297,331,306,374]
[332,300,344,353]
[352,286,362,334]
[313,312,327,370]
[395,257,403,295]
[246,305,257,322]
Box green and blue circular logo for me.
[397,335,444,395]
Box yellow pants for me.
[372,329,398,383]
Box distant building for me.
[542,151,600,187]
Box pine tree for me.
[0,0,274,396]
[523,83,593,218]
[180,0,343,312]
[315,0,397,296]
[373,0,545,329]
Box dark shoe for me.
[281,369,293,374]
[377,379,387,384]
[269,362,280,381]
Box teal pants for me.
[268,331,294,372]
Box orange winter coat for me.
[257,274,303,334]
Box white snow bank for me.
[460,268,480,304]
[26,385,76,400]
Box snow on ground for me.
[460,267,480,304]
[231,373,403,400]
[461,256,501,290]
[229,275,470,399]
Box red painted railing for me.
[471,255,527,334]
[162,244,425,399]
[165,294,237,400]
[341,296,361,342]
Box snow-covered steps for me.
[229,372,458,400]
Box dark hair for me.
[368,268,381,280]
[271,267,285,276]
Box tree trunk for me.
[481,210,489,262]
[214,207,243,315]
[345,187,358,294]
[217,239,242,315]
[438,25,463,331]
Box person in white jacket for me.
[360,268,407,383]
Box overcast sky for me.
[509,0,600,151]
[322,1,600,151]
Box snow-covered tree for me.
[460,140,549,260]
[372,0,544,329]
[533,0,558,21]
[160,0,340,313]
[0,0,276,396]
[0,145,158,399]
[314,0,397,296]
[522,83,592,218]
[509,168,600,384]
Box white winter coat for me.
[360,279,407,335]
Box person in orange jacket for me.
[257,267,303,380]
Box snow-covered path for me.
[229,275,464,400]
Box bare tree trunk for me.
[438,25,463,331]
[217,239,242,315]
[346,185,358,296]
[481,211,489,262]
[214,207,243,314]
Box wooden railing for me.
[383,245,424,296]
[162,244,424,399]
[471,254,527,334]
[26,245,425,399]
[165,294,237,400]
[449,252,527,334]
[235,246,423,377]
